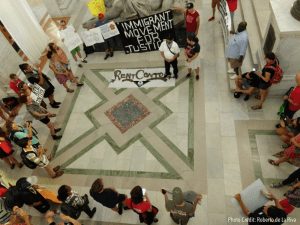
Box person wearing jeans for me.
[271,168,300,188]
[159,34,180,79]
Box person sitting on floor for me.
[275,117,300,148]
[234,192,287,225]
[90,178,127,215]
[234,71,260,101]
[268,133,300,166]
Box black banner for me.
[116,10,175,54]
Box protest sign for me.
[99,21,120,39]
[81,27,104,46]
[117,10,175,54]
[30,83,45,105]
[60,26,83,51]
[87,0,106,16]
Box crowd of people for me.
[0,0,299,225]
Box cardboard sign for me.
[31,83,45,105]
[60,26,83,51]
[117,10,175,54]
[99,21,120,39]
[81,27,104,46]
[87,0,106,16]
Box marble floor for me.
[0,0,300,224]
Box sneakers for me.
[104,54,110,60]
[227,69,235,74]
[77,83,84,87]
[52,135,62,140]
[230,74,238,80]
[186,73,191,78]
[244,95,250,101]
[196,75,199,80]
[81,59,87,63]
[54,128,61,133]
[89,207,97,218]
[50,103,59,108]
[270,182,284,188]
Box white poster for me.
[108,68,175,88]
[81,27,104,46]
[99,21,120,39]
[60,26,83,51]
[30,83,45,105]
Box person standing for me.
[95,13,115,60]
[161,187,201,225]
[226,0,238,32]
[185,34,201,80]
[172,2,200,36]
[159,34,180,79]
[59,20,87,68]
[19,95,62,140]
[226,21,248,80]
[282,73,300,119]
[19,63,61,108]
[208,0,220,21]
[57,185,96,219]
[90,178,127,215]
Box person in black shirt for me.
[19,63,61,108]
[90,178,127,215]
[251,52,277,110]
[234,192,287,225]
[185,33,201,80]
[234,71,260,101]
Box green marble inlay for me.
[53,75,108,158]
[248,129,282,185]
[62,135,181,179]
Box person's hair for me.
[57,185,70,201]
[9,73,17,79]
[16,177,31,190]
[17,81,25,91]
[130,186,143,204]
[267,206,287,224]
[5,122,13,134]
[166,33,174,41]
[265,52,276,61]
[187,33,199,43]
[237,21,247,32]
[19,63,29,73]
[19,95,28,104]
[46,50,53,59]
[48,43,57,53]
[90,179,104,195]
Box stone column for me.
[291,0,300,21]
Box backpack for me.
[60,196,81,219]
[20,151,38,169]
[267,58,284,84]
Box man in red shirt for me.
[173,2,200,36]
[284,73,300,119]
[9,74,22,96]
[226,0,238,32]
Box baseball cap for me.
[172,187,184,205]
[186,2,194,9]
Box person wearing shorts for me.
[208,0,220,21]
[59,20,87,67]
[19,95,62,140]
[185,34,200,80]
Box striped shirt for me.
[0,198,11,224]
[65,191,85,208]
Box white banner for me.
[99,21,120,39]
[108,68,175,88]
[81,27,104,46]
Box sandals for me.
[251,105,262,110]
[67,88,74,93]
[268,159,279,166]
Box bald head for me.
[296,73,300,86]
